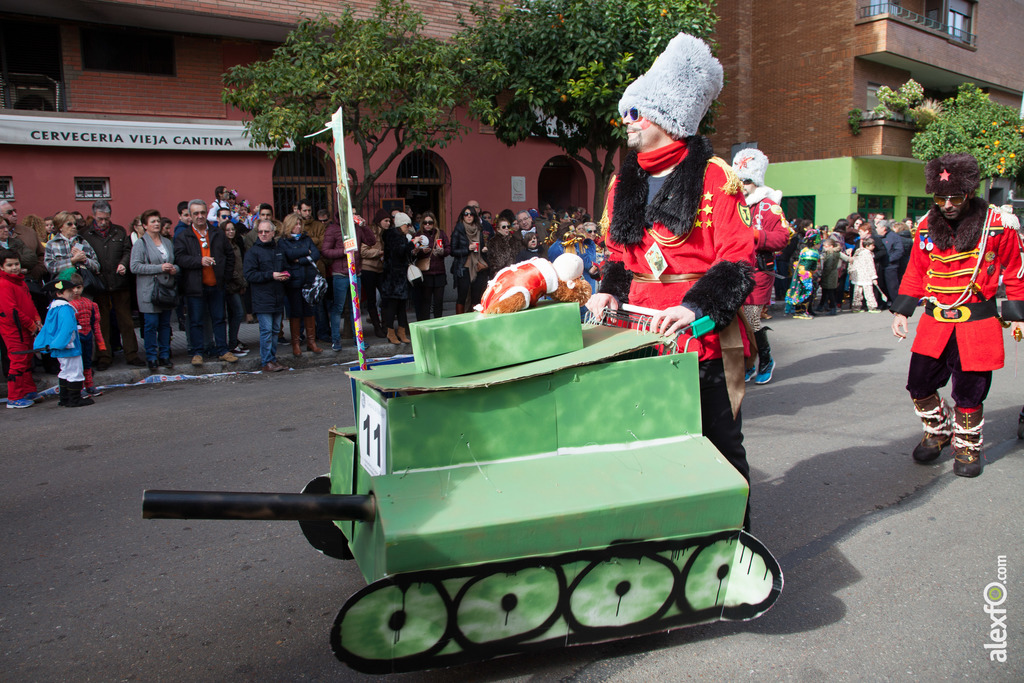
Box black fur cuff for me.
[681,260,754,330]
[598,260,632,303]
[890,294,919,318]
[1002,299,1024,321]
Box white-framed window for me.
[0,177,13,200]
[74,177,110,200]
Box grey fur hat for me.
[619,33,723,140]
[732,148,769,187]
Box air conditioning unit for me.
[6,73,63,111]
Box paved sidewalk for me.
[5,307,441,398]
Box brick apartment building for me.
[1,0,1022,228]
[0,0,586,232]
[712,0,1024,223]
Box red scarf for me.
[637,139,688,174]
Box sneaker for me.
[86,386,103,396]
[754,358,775,385]
[332,342,343,352]
[191,354,204,366]
[230,344,249,356]
[219,352,239,363]
[793,313,813,320]
[23,392,39,402]
[867,308,881,314]
[6,398,33,409]
[744,366,755,383]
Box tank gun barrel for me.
[143,490,375,522]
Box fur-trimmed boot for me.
[289,318,303,357]
[304,317,322,354]
[952,405,984,477]
[911,393,952,463]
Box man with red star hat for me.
[891,153,1024,477]
[585,33,756,526]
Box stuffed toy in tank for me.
[476,254,592,314]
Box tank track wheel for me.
[298,475,354,560]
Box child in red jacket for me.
[0,249,43,408]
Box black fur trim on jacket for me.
[891,294,920,318]
[598,260,633,303]
[609,135,714,246]
[925,197,987,252]
[681,260,754,330]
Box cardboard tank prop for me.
[143,299,783,674]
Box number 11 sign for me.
[358,392,388,476]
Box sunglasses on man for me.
[621,107,642,123]
[933,194,967,206]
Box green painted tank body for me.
[324,308,782,672]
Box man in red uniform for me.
[891,153,1024,477]
[585,33,756,527]
[733,148,791,384]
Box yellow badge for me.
[770,204,784,216]
[984,251,996,262]
[738,204,752,227]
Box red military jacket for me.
[745,191,791,306]
[604,157,755,361]
[897,205,1024,371]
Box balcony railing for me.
[858,3,977,47]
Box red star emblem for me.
[939,168,951,181]
[736,156,750,169]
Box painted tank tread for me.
[331,530,782,674]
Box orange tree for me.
[912,83,1024,187]
[461,0,718,219]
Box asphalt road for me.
[2,309,1022,682]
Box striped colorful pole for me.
[328,107,367,370]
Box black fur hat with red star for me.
[925,153,980,196]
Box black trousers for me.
[906,330,991,409]
[699,359,751,529]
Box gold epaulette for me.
[708,157,742,196]
[599,175,616,237]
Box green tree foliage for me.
[912,83,1024,184]
[463,0,718,218]
[223,0,472,212]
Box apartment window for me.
[75,177,111,200]
[907,197,931,221]
[80,28,175,76]
[781,196,816,222]
[0,21,64,110]
[866,83,881,111]
[947,0,974,42]
[858,195,895,216]
[0,177,13,200]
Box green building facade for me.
[766,157,931,227]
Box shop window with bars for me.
[75,177,111,200]
[0,177,13,200]
[780,195,816,222]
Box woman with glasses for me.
[45,211,100,279]
[450,205,488,313]
[412,211,450,320]
[484,218,519,280]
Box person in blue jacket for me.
[33,273,93,407]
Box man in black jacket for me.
[243,219,288,372]
[83,200,144,370]
[174,199,237,366]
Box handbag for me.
[415,255,431,272]
[76,266,106,293]
[407,263,423,284]
[302,272,328,304]
[150,278,178,308]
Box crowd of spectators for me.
[0,189,606,401]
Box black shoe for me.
[127,357,147,367]
[94,359,112,372]
[147,361,159,372]
[159,357,173,369]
